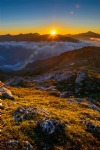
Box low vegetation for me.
[1,85,100,150]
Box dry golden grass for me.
[1,86,100,150]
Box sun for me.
[51,30,56,35]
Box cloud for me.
[0,40,98,71]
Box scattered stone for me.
[75,98,85,103]
[75,71,87,84]
[21,141,33,150]
[5,140,33,150]
[5,140,19,149]
[54,72,74,82]
[48,89,61,97]
[86,122,100,139]
[6,77,29,87]
[13,106,49,121]
[89,104,100,112]
[60,91,72,98]
[67,99,73,103]
[0,87,14,100]
[34,118,67,149]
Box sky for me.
[0,0,100,35]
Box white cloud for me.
[0,40,98,71]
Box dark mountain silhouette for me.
[67,31,100,40]
[0,33,79,42]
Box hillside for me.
[1,46,100,150]
[16,46,100,76]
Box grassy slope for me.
[1,86,100,150]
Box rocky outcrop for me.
[13,106,49,121]
[75,71,87,84]
[34,118,67,149]
[6,77,29,87]
[0,81,14,100]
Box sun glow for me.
[51,30,56,35]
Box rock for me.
[22,141,33,150]
[6,77,29,87]
[13,106,49,121]
[75,98,85,103]
[34,118,67,149]
[5,140,33,150]
[75,71,87,84]
[86,122,100,138]
[89,104,100,112]
[48,89,61,97]
[54,72,74,82]
[67,99,73,103]
[0,87,14,100]
[5,140,19,149]
[60,91,72,98]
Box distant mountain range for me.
[0,31,99,42]
[0,33,79,42]
[67,31,100,40]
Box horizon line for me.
[0,31,100,36]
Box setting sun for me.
[51,30,56,35]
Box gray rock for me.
[0,87,14,100]
[60,91,72,98]
[86,122,100,138]
[13,106,49,121]
[55,72,74,82]
[5,140,19,149]
[35,118,66,149]
[75,71,87,84]
[22,141,33,150]
[6,77,29,87]
[89,104,100,112]
[67,99,73,103]
[75,98,85,103]
[5,140,33,150]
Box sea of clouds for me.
[0,40,99,71]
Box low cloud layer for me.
[0,40,99,71]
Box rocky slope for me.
[1,46,100,150]
[15,46,100,76]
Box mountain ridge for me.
[0,31,100,41]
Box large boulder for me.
[0,85,14,100]
[13,106,49,121]
[34,118,67,149]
